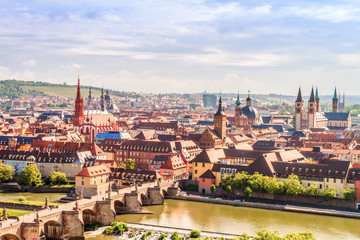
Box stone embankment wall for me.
[169,195,360,219]
[232,190,356,209]
[0,183,73,193]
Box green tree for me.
[283,174,305,196]
[254,229,283,240]
[17,164,42,187]
[226,185,232,199]
[171,231,179,240]
[233,233,251,240]
[0,164,15,183]
[47,171,68,185]
[320,185,337,199]
[210,184,216,196]
[190,230,201,238]
[118,158,135,170]
[284,231,316,240]
[244,186,252,198]
[341,187,357,200]
[304,183,320,197]
[265,177,284,194]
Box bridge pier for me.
[125,192,142,212]
[61,210,84,240]
[21,222,41,240]
[148,186,164,205]
[95,200,116,225]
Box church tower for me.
[246,90,252,107]
[100,87,105,112]
[315,86,320,112]
[308,87,316,129]
[214,95,226,141]
[332,87,338,113]
[73,75,84,131]
[87,86,92,109]
[235,90,241,116]
[295,87,303,131]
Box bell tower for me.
[332,87,338,113]
[315,86,320,112]
[214,95,226,141]
[235,90,241,116]
[73,75,84,131]
[295,87,303,131]
[308,87,316,129]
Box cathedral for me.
[73,76,119,143]
[295,87,351,131]
[234,90,262,129]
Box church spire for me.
[246,90,252,106]
[76,74,81,100]
[296,86,302,102]
[315,86,319,100]
[309,86,315,102]
[100,86,105,112]
[235,89,241,107]
[73,74,84,128]
[215,93,225,116]
[333,87,338,100]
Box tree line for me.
[0,164,69,186]
[220,172,356,200]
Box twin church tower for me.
[295,86,348,131]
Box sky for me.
[0,0,360,95]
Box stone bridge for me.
[0,181,178,240]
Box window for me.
[195,170,198,174]
[202,163,205,167]
[82,181,84,185]
[319,184,322,189]
[202,178,205,182]
[195,162,198,167]
[333,178,336,183]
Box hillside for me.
[0,80,129,99]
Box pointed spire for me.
[315,86,319,100]
[296,86,302,102]
[76,74,81,100]
[235,89,241,106]
[215,92,225,116]
[309,86,315,102]
[246,90,251,101]
[333,87,338,100]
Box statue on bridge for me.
[74,200,79,211]
[78,190,83,200]
[45,197,49,209]
[35,211,39,222]
[2,207,7,220]
[107,182,112,200]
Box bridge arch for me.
[83,209,97,225]
[44,220,62,240]
[162,189,168,197]
[0,234,20,240]
[114,200,127,214]
[141,193,149,205]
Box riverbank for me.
[168,195,360,219]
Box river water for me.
[85,199,360,240]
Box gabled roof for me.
[199,169,216,179]
[324,112,350,121]
[76,165,111,177]
[190,148,225,164]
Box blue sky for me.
[0,0,359,95]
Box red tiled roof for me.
[76,165,111,177]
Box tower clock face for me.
[216,123,220,127]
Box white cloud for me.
[22,59,36,66]
[338,54,360,66]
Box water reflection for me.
[116,200,360,240]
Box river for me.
[86,199,360,240]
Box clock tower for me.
[214,96,226,141]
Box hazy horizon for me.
[0,1,359,95]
